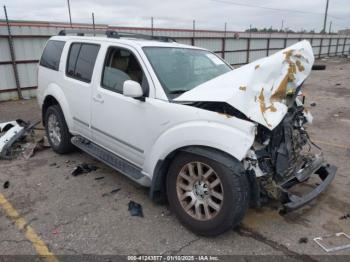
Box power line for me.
[211,0,343,19]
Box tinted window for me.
[101,47,148,94]
[66,43,100,83]
[66,43,80,76]
[40,40,65,71]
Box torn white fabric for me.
[175,40,315,130]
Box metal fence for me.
[1,20,350,101]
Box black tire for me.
[166,151,249,236]
[44,105,75,154]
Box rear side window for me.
[40,40,65,71]
[66,43,100,83]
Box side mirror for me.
[123,80,144,100]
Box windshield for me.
[143,47,232,98]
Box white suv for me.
[37,30,336,236]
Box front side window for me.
[143,47,231,98]
[40,40,65,71]
[66,43,100,83]
[101,47,148,94]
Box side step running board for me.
[71,136,151,186]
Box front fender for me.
[143,120,256,178]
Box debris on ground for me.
[161,210,172,217]
[36,135,51,148]
[71,166,84,176]
[3,181,9,189]
[20,136,51,160]
[0,119,47,160]
[340,214,350,220]
[310,102,317,107]
[52,229,59,235]
[94,176,104,180]
[110,188,121,194]
[49,162,57,167]
[335,83,341,86]
[313,232,350,252]
[102,187,121,197]
[22,143,38,159]
[312,64,326,70]
[71,163,98,176]
[128,201,143,217]
[22,142,38,159]
[299,237,308,244]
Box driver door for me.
[91,45,152,167]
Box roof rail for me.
[58,29,109,36]
[57,29,176,42]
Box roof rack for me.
[58,29,176,42]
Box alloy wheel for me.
[176,161,224,221]
[47,113,61,146]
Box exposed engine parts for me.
[244,101,336,211]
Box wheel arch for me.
[149,145,246,203]
[42,95,59,125]
[41,84,72,129]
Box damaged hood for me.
[175,40,314,130]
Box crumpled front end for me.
[244,97,336,212]
[175,40,335,212]
[175,40,315,130]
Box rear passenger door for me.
[63,42,100,139]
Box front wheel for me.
[166,152,249,236]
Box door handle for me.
[93,95,104,104]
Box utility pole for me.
[151,17,154,36]
[222,22,227,59]
[92,12,95,36]
[328,21,332,34]
[322,0,329,33]
[224,22,227,38]
[3,5,22,99]
[193,20,196,37]
[67,0,72,28]
[281,19,284,31]
[191,20,196,46]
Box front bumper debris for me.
[279,156,336,213]
[0,119,39,159]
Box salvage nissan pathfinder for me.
[37,30,336,236]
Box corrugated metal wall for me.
[1,21,350,101]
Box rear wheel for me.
[167,151,249,236]
[44,105,75,154]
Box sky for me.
[1,0,349,32]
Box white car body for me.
[37,33,337,234]
[37,35,257,186]
[37,36,313,187]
